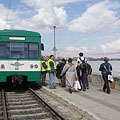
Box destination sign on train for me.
[9,37,25,40]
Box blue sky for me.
[0,0,120,58]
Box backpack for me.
[88,64,92,74]
[80,58,88,71]
[56,62,65,79]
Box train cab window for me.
[10,43,24,58]
[0,42,5,58]
[0,42,39,59]
[29,43,38,59]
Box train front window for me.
[9,42,38,59]
[10,43,24,58]
[0,43,5,58]
[0,42,39,59]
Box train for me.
[0,29,44,85]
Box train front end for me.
[0,30,43,85]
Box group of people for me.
[41,53,113,94]
[41,55,56,89]
[57,52,92,93]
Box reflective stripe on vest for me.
[41,61,47,72]
[47,59,56,71]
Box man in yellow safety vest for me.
[47,55,56,89]
[41,56,47,86]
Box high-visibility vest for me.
[47,59,56,71]
[41,61,47,72]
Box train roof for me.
[0,29,41,37]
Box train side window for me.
[41,43,44,51]
[24,43,29,58]
[6,43,10,58]
[29,43,38,59]
[0,42,5,58]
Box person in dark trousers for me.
[47,55,56,89]
[76,65,82,89]
[86,63,92,89]
[41,56,47,86]
[77,52,88,91]
[56,59,66,87]
[99,57,112,94]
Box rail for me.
[2,89,8,120]
[29,87,65,120]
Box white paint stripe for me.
[0,60,41,71]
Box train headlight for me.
[34,64,38,68]
[1,64,5,69]
[30,64,33,68]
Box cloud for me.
[68,0,120,33]
[21,0,54,9]
[59,39,120,57]
[0,4,17,29]
[65,46,88,52]
[15,0,67,32]
[54,0,88,5]
[100,39,120,52]
[104,32,120,39]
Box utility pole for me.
[53,26,57,59]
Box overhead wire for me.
[4,0,13,74]
[57,17,120,56]
[4,0,12,29]
[67,16,120,44]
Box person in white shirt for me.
[77,53,87,64]
[76,52,88,91]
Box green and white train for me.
[0,29,44,85]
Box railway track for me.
[0,88,65,120]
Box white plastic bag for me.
[108,75,114,82]
[74,78,81,90]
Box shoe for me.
[42,84,47,86]
[87,87,89,89]
[107,92,111,94]
[83,89,86,91]
[50,87,56,89]
[78,89,82,91]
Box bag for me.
[80,58,88,71]
[108,75,114,82]
[76,66,82,78]
[61,66,70,78]
[74,78,81,90]
[56,63,65,79]
[88,64,92,75]
[110,82,115,89]
[103,64,111,75]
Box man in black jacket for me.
[99,57,112,94]
[56,59,66,87]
